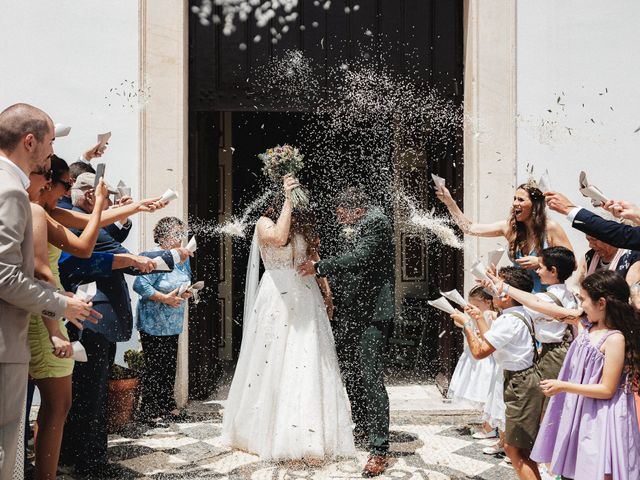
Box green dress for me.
[28,243,74,379]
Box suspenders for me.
[510,311,540,363]
[542,291,575,342]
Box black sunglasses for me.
[57,179,73,191]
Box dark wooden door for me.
[188,0,465,398]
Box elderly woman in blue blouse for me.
[133,217,192,422]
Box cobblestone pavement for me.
[50,385,517,480]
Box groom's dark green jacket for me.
[315,207,395,324]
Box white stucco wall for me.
[516,0,640,256]
[0,0,142,364]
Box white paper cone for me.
[75,282,97,302]
[178,282,190,296]
[428,297,456,315]
[538,170,551,193]
[440,289,467,308]
[160,188,178,203]
[153,257,171,272]
[470,260,490,281]
[190,281,205,291]
[72,341,88,362]
[578,171,609,206]
[487,247,506,267]
[431,173,446,190]
[118,187,132,198]
[97,132,111,148]
[54,123,72,138]
[579,185,609,206]
[186,236,197,253]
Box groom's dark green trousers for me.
[333,319,390,455]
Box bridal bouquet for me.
[258,144,309,209]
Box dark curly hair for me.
[153,217,185,245]
[505,184,548,260]
[581,270,640,392]
[261,190,320,254]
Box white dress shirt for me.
[0,155,30,189]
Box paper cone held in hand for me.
[97,132,111,149]
[72,341,88,362]
[153,257,171,272]
[428,297,456,315]
[186,236,197,253]
[487,247,506,268]
[538,170,551,193]
[54,123,72,138]
[431,173,446,191]
[75,282,97,302]
[178,282,191,296]
[579,171,609,207]
[440,289,467,308]
[160,189,179,203]
[470,260,490,281]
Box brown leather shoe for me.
[362,455,388,477]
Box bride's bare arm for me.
[256,175,298,246]
[435,185,508,237]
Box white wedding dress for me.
[221,231,356,460]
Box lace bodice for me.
[259,233,308,270]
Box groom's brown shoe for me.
[362,455,388,477]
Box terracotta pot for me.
[107,377,139,432]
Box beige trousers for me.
[0,363,28,480]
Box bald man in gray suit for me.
[0,104,97,480]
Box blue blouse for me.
[133,257,192,336]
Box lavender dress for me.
[531,327,640,479]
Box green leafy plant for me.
[109,349,145,380]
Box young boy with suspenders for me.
[451,267,544,480]
[525,247,578,391]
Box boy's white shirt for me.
[525,283,577,343]
[484,306,535,372]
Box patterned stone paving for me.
[47,385,517,480]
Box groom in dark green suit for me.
[298,187,394,477]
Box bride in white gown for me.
[221,176,356,461]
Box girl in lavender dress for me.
[531,271,640,480]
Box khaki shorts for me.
[503,365,544,450]
[538,341,569,380]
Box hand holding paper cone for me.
[72,341,88,362]
[487,247,506,268]
[160,189,179,203]
[153,256,171,272]
[428,296,456,315]
[431,173,446,192]
[186,236,197,253]
[579,171,609,207]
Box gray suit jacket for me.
[0,162,67,363]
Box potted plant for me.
[107,349,144,432]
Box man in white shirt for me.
[452,267,543,480]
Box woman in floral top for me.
[134,217,192,421]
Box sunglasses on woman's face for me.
[57,179,73,192]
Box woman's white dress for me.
[221,233,356,460]
[448,312,497,407]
